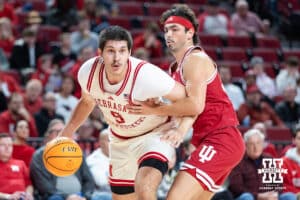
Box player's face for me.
[246,134,264,159]
[100,40,130,84]
[164,23,192,53]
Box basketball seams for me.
[43,138,83,176]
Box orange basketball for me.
[43,137,83,177]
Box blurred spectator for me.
[251,56,277,99]
[84,0,101,31]
[87,128,112,200]
[0,93,38,137]
[133,47,150,61]
[243,69,256,91]
[25,11,42,34]
[46,0,79,32]
[96,0,117,14]
[45,67,63,93]
[219,65,245,111]
[0,70,21,98]
[34,91,64,137]
[9,27,44,84]
[133,22,163,59]
[70,12,99,55]
[31,54,55,86]
[228,128,278,200]
[92,15,110,34]
[23,79,43,115]
[0,17,14,56]
[69,45,96,98]
[76,119,97,156]
[0,0,18,25]
[55,75,78,122]
[88,107,108,139]
[243,69,275,107]
[276,56,300,95]
[231,0,269,36]
[52,32,77,73]
[198,0,234,36]
[275,86,300,131]
[12,120,35,168]
[280,124,300,200]
[30,119,95,200]
[252,122,278,158]
[0,133,34,200]
[237,84,285,127]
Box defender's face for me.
[164,23,190,52]
[100,40,130,84]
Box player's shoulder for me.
[129,56,160,69]
[78,57,102,80]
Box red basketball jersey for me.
[171,46,239,147]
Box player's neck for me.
[173,45,194,65]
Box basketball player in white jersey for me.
[58,26,189,200]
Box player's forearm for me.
[158,98,204,117]
[60,98,95,138]
[177,116,197,135]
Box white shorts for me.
[108,130,175,187]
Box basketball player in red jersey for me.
[128,4,245,200]
[57,26,192,200]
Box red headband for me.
[164,16,194,30]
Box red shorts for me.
[181,126,245,192]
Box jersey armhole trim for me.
[87,57,100,92]
[128,61,147,105]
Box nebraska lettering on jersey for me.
[85,56,168,138]
[94,98,127,112]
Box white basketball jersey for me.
[78,56,175,138]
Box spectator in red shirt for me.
[0,70,21,98]
[0,133,34,200]
[133,22,163,59]
[0,0,18,25]
[0,17,14,56]
[23,79,43,115]
[237,84,285,128]
[12,120,35,168]
[0,93,38,137]
[252,122,278,158]
[30,54,55,87]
